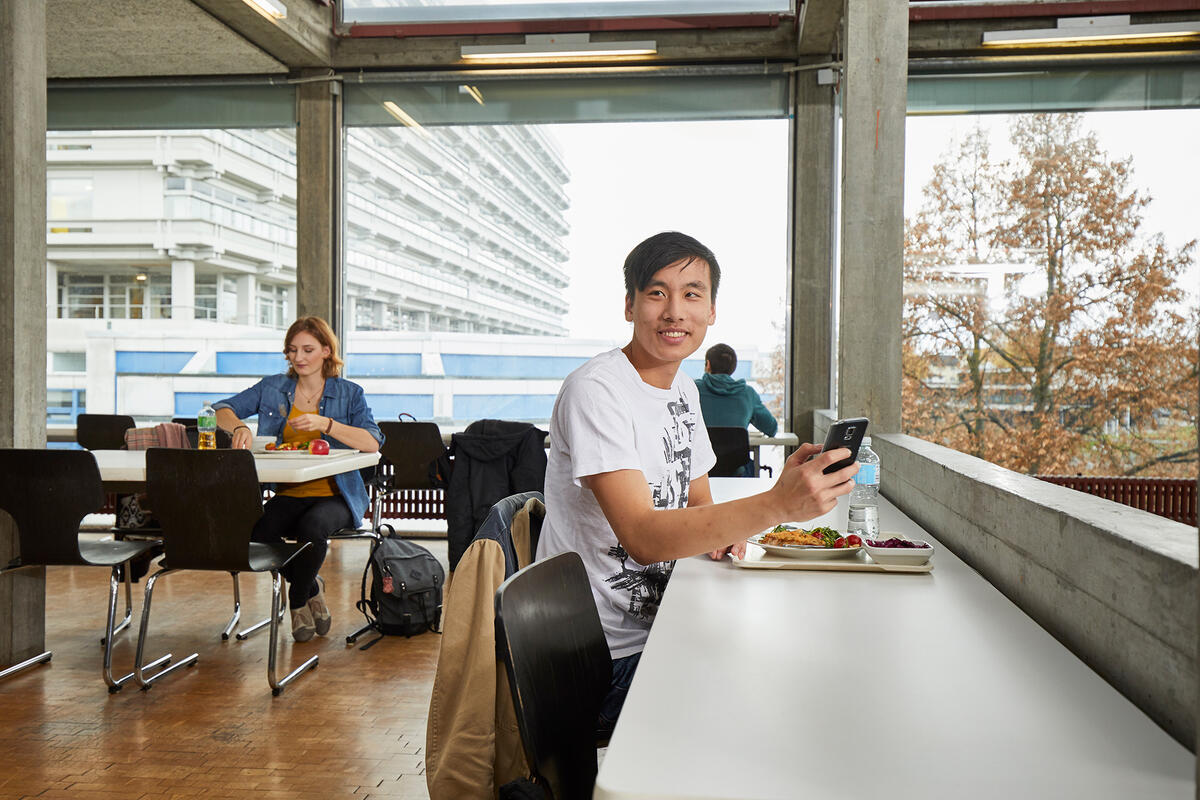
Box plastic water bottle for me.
[198,400,217,450]
[847,437,880,540]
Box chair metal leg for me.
[100,563,134,646]
[0,650,52,681]
[220,571,242,640]
[133,568,198,690]
[104,565,167,692]
[268,572,318,696]
[344,621,375,646]
[236,592,285,641]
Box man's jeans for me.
[597,651,642,738]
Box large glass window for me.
[903,107,1199,478]
[46,123,297,426]
[343,73,790,436]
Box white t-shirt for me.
[536,348,716,659]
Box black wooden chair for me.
[76,413,136,451]
[378,420,445,494]
[707,426,773,478]
[0,449,166,692]
[139,448,318,695]
[495,551,611,800]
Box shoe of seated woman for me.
[290,604,316,642]
[307,575,331,637]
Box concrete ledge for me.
[815,411,1197,747]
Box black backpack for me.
[355,529,445,649]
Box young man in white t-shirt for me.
[537,231,858,734]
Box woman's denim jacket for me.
[212,374,384,522]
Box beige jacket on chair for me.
[426,495,544,799]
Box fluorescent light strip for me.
[243,0,287,20]
[462,33,656,61]
[458,85,485,105]
[983,15,1200,46]
[382,101,432,139]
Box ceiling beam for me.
[190,0,334,68]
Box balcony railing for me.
[1037,475,1197,527]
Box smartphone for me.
[820,417,869,475]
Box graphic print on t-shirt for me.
[651,391,695,510]
[603,388,695,623]
[604,544,673,622]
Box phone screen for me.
[821,417,869,475]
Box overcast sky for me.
[550,108,1199,359]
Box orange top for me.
[277,405,337,498]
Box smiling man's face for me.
[623,257,716,388]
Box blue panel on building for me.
[455,394,557,422]
[345,353,422,377]
[365,394,435,420]
[115,351,195,374]
[441,354,589,379]
[175,392,231,418]
[217,352,288,375]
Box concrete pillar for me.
[171,259,195,320]
[788,68,838,443]
[296,74,341,333]
[0,0,47,668]
[838,0,906,433]
[236,273,257,326]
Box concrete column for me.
[296,74,341,333]
[171,259,195,320]
[0,1,47,667]
[788,68,838,443]
[236,273,257,326]
[838,0,906,433]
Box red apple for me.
[308,439,330,455]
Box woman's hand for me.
[230,426,253,450]
[708,540,747,561]
[288,413,327,433]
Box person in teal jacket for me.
[695,342,779,437]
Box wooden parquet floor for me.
[0,537,447,800]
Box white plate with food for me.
[747,525,864,560]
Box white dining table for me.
[593,477,1193,800]
[91,448,381,487]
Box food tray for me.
[253,449,360,459]
[732,545,933,573]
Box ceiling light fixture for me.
[458,85,485,105]
[461,33,657,62]
[382,101,432,140]
[243,0,287,21]
[982,14,1200,47]
[135,273,147,282]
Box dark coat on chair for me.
[435,419,547,571]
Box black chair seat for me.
[79,538,162,568]
[247,541,310,573]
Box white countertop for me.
[594,478,1192,800]
[91,449,380,485]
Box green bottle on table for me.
[198,401,217,450]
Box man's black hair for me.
[705,343,737,375]
[623,231,720,302]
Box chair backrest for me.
[0,449,104,567]
[707,426,752,477]
[145,448,264,572]
[495,551,610,800]
[76,413,136,450]
[378,420,445,491]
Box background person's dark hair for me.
[705,343,737,375]
[623,231,721,302]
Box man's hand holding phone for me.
[769,442,859,523]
